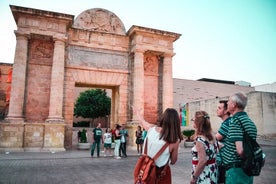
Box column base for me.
[5,117,25,123]
[46,117,64,123]
[0,148,25,153]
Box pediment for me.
[73,8,126,35]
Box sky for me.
[0,0,275,86]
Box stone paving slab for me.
[0,139,275,184]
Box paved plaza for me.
[0,138,275,184]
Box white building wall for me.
[255,82,276,93]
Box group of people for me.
[90,123,129,160]
[133,92,257,184]
[88,92,257,184]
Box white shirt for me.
[144,127,170,167]
[104,133,112,144]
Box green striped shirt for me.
[222,111,257,165]
[216,117,231,164]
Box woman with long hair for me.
[190,111,218,184]
[133,107,183,184]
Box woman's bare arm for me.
[132,106,154,131]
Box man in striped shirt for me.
[216,100,231,183]
[222,92,257,184]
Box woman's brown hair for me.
[159,108,183,143]
[193,111,214,141]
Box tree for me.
[74,89,111,119]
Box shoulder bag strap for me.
[144,138,170,161]
[153,142,170,161]
[235,117,247,136]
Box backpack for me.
[237,118,266,176]
[133,139,169,184]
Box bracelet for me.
[192,175,198,180]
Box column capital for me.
[162,52,175,58]
[14,30,30,40]
[53,35,67,43]
[131,48,145,54]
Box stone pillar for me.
[46,37,66,123]
[133,50,144,119]
[6,31,29,122]
[162,53,174,110]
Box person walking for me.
[190,111,218,184]
[91,123,103,158]
[119,123,128,158]
[133,107,183,184]
[216,100,231,184]
[222,92,257,184]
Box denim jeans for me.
[120,142,127,157]
[91,140,101,157]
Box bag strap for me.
[235,117,245,133]
[144,139,169,161]
[235,117,259,146]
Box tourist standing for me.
[135,125,143,155]
[119,123,128,158]
[103,127,112,157]
[216,100,231,184]
[222,92,257,184]
[133,107,183,184]
[190,111,218,184]
[114,124,122,159]
[142,128,147,141]
[77,130,82,143]
[91,123,103,158]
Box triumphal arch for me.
[0,5,180,151]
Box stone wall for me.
[0,63,12,119]
[173,78,255,106]
[0,122,65,152]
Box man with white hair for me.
[222,92,257,184]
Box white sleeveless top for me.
[143,126,170,167]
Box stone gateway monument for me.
[0,5,180,151]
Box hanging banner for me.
[179,103,190,126]
[186,103,189,126]
[179,104,187,126]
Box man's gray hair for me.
[230,92,248,110]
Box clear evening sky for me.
[0,0,275,86]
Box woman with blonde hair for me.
[190,111,218,184]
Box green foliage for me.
[182,129,195,142]
[74,89,111,119]
[80,129,87,143]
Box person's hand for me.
[190,177,197,184]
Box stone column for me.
[46,36,66,123]
[133,50,144,119]
[6,31,29,122]
[162,53,174,110]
